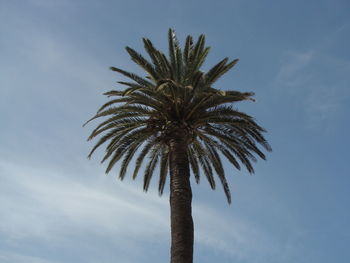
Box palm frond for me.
[143,146,161,192]
[125,46,159,81]
[86,29,271,203]
[110,66,153,87]
[132,137,158,180]
[188,147,200,184]
[192,140,216,189]
[158,146,169,195]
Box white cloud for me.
[274,50,314,89]
[0,160,169,244]
[273,48,350,132]
[304,85,345,130]
[0,159,301,263]
[0,251,59,263]
[194,204,294,263]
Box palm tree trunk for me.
[169,132,194,263]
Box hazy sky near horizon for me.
[1,0,350,262]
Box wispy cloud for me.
[194,203,302,263]
[272,43,350,132]
[273,50,314,90]
[0,160,169,242]
[0,159,170,262]
[0,251,59,263]
[0,159,301,263]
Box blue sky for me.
[1,0,349,262]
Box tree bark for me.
[169,131,194,263]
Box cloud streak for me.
[0,161,168,242]
[272,46,350,132]
[0,159,299,263]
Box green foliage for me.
[85,29,271,203]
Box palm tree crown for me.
[85,29,271,203]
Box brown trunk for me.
[169,131,193,263]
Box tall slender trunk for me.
[169,132,194,263]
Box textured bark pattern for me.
[169,130,194,263]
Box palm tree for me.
[84,29,271,263]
